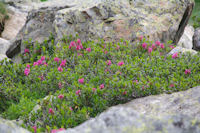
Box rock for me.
[177,25,194,49]
[62,86,200,133]
[0,117,30,133]
[1,6,27,40]
[0,38,11,54]
[168,46,198,56]
[0,54,9,61]
[193,28,200,51]
[6,0,194,60]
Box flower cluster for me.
[2,37,199,133]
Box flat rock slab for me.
[0,117,30,133]
[62,86,200,133]
[168,46,198,56]
[6,0,194,59]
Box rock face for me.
[193,28,200,51]
[6,0,194,59]
[0,117,30,133]
[62,86,200,133]
[177,25,194,49]
[1,6,27,40]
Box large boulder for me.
[6,0,194,59]
[177,24,194,49]
[193,28,200,51]
[62,86,200,133]
[0,117,30,133]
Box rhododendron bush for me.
[0,35,200,132]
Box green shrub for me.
[190,0,200,28]
[0,36,200,132]
[2,97,36,120]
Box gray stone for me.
[6,0,194,60]
[1,6,27,40]
[177,25,194,49]
[0,38,11,54]
[61,86,200,133]
[193,28,200,51]
[168,46,198,56]
[0,54,8,61]
[0,117,30,133]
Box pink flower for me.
[32,126,37,133]
[142,43,147,49]
[118,61,124,66]
[76,89,81,96]
[104,51,108,54]
[43,62,48,66]
[33,62,38,66]
[160,43,165,49]
[92,88,96,92]
[148,47,152,53]
[152,44,156,49]
[24,48,29,54]
[76,45,81,50]
[37,59,42,65]
[49,108,54,114]
[58,66,63,72]
[77,53,83,56]
[116,45,120,50]
[51,128,65,133]
[60,60,66,67]
[69,41,76,49]
[139,36,143,41]
[106,60,112,66]
[99,84,104,89]
[54,57,60,63]
[77,39,81,44]
[78,78,84,84]
[133,80,139,84]
[69,107,73,111]
[169,45,175,49]
[58,94,64,99]
[86,48,91,52]
[185,69,191,75]
[80,44,83,49]
[116,71,122,75]
[24,68,30,76]
[172,52,178,59]
[155,41,160,46]
[122,91,127,95]
[26,64,30,68]
[169,84,175,87]
[41,56,45,61]
[39,75,44,81]
[105,68,110,72]
[58,82,63,89]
